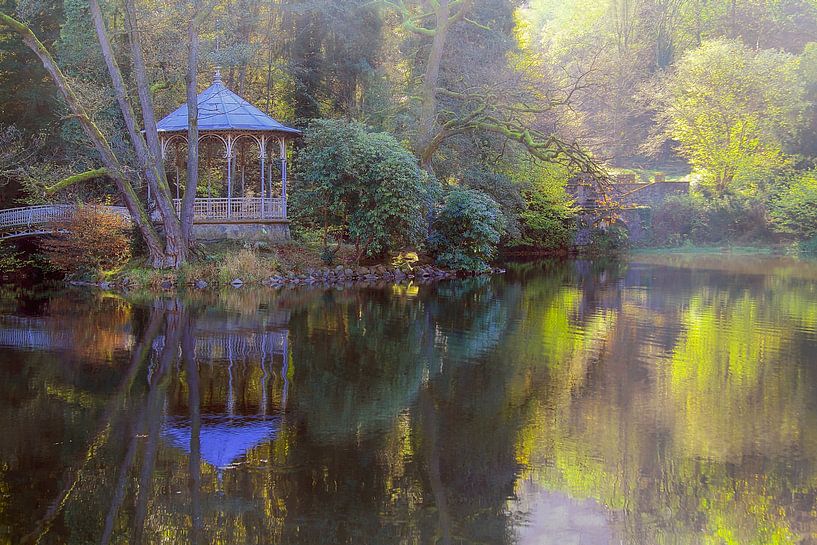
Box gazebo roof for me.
[156,70,300,135]
[163,416,282,471]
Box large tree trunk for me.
[88,0,187,268]
[123,0,188,267]
[0,12,168,266]
[181,0,201,242]
[416,0,450,171]
[413,0,474,172]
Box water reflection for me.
[1,256,817,544]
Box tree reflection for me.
[510,258,817,544]
[2,258,817,544]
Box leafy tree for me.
[519,187,576,251]
[429,186,504,271]
[514,163,576,251]
[291,119,430,261]
[648,39,805,197]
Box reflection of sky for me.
[509,479,613,545]
[163,416,282,470]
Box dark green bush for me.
[797,235,817,257]
[429,187,504,271]
[650,195,707,246]
[588,225,630,254]
[291,119,431,261]
[461,167,525,240]
[651,193,772,246]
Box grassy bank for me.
[106,240,347,289]
[102,240,476,290]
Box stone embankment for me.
[77,264,506,291]
[259,264,457,287]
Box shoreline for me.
[71,263,507,292]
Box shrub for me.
[0,241,27,274]
[215,249,277,284]
[518,184,577,251]
[429,187,504,271]
[291,119,432,261]
[797,235,817,257]
[392,251,419,270]
[587,225,630,254]
[651,195,706,246]
[649,193,773,245]
[41,205,132,276]
[461,167,525,240]
[770,170,817,240]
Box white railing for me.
[172,197,284,221]
[0,204,131,236]
[0,198,283,239]
[0,204,76,229]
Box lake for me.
[2,255,817,545]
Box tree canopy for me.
[3,0,817,262]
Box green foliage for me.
[650,39,804,197]
[0,241,28,274]
[461,167,525,239]
[797,235,817,257]
[429,187,504,271]
[770,170,817,239]
[291,119,431,260]
[587,225,629,254]
[514,163,577,251]
[652,193,773,246]
[651,194,709,246]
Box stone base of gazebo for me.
[191,220,290,242]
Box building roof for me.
[156,69,300,135]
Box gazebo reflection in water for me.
[161,312,290,476]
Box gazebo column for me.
[225,135,235,218]
[240,142,246,199]
[174,142,181,201]
[259,136,267,219]
[279,138,288,219]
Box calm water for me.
[2,255,817,545]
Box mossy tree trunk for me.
[181,0,203,243]
[123,0,189,266]
[0,11,169,267]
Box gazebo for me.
[155,69,300,241]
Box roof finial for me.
[214,66,222,84]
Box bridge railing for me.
[0,198,283,239]
[0,204,76,229]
